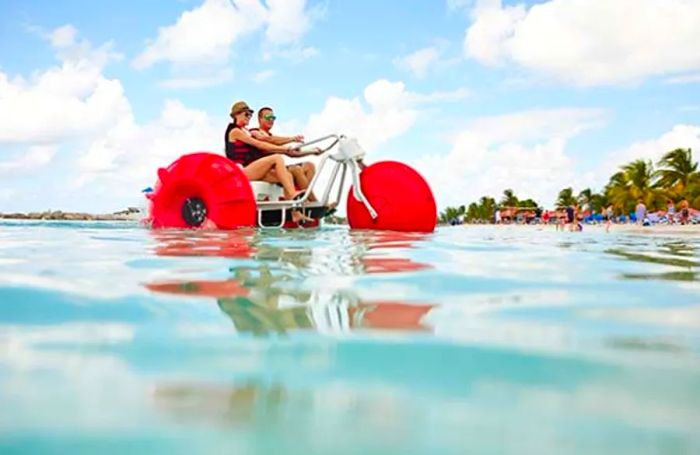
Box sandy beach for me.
[462,223,700,236]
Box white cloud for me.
[0,188,16,202]
[265,0,312,46]
[465,1,526,66]
[466,108,606,144]
[406,87,471,104]
[464,0,700,86]
[447,0,473,11]
[602,124,700,176]
[413,108,608,208]
[395,47,441,78]
[159,68,233,89]
[0,25,127,146]
[665,73,700,85]
[303,79,445,152]
[133,0,267,69]
[76,100,222,195]
[264,45,319,62]
[49,24,78,48]
[133,0,318,80]
[290,80,470,214]
[0,25,224,211]
[252,69,275,83]
[0,146,57,175]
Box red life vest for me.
[225,124,263,166]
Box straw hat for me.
[230,101,253,117]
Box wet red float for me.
[147,153,256,229]
[346,161,437,233]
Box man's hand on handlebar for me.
[285,146,302,157]
[285,146,323,157]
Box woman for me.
[666,199,676,224]
[605,204,614,233]
[225,101,311,223]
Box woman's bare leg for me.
[244,155,297,199]
[263,164,317,202]
[244,156,312,224]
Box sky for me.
[1,0,699,213]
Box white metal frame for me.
[255,134,378,228]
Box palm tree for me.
[604,171,628,210]
[439,205,467,224]
[500,189,519,207]
[466,202,480,221]
[478,196,496,221]
[622,159,663,209]
[577,188,606,213]
[604,159,664,213]
[556,187,576,208]
[577,188,592,207]
[656,148,699,199]
[519,198,539,208]
[590,193,608,213]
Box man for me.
[680,199,690,225]
[565,204,575,231]
[250,107,318,200]
[635,199,647,225]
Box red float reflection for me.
[144,276,434,334]
[150,229,256,258]
[350,301,433,331]
[361,257,431,273]
[145,280,249,298]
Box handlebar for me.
[292,134,343,156]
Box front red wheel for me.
[347,161,437,233]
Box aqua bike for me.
[146,134,437,232]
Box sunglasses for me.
[240,111,252,118]
[263,114,277,121]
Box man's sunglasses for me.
[263,114,277,121]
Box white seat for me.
[250,181,284,202]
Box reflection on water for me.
[1,222,700,453]
[145,230,435,336]
[620,271,698,281]
[606,248,700,268]
[151,229,257,258]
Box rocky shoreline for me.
[0,207,142,221]
[0,209,349,224]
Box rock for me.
[0,208,140,221]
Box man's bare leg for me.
[289,163,319,202]
[259,167,313,224]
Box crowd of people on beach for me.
[450,198,699,231]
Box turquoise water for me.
[0,221,699,454]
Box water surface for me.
[1,221,699,454]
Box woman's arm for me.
[230,128,294,154]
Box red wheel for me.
[148,153,256,229]
[347,161,437,233]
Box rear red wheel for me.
[148,153,256,229]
